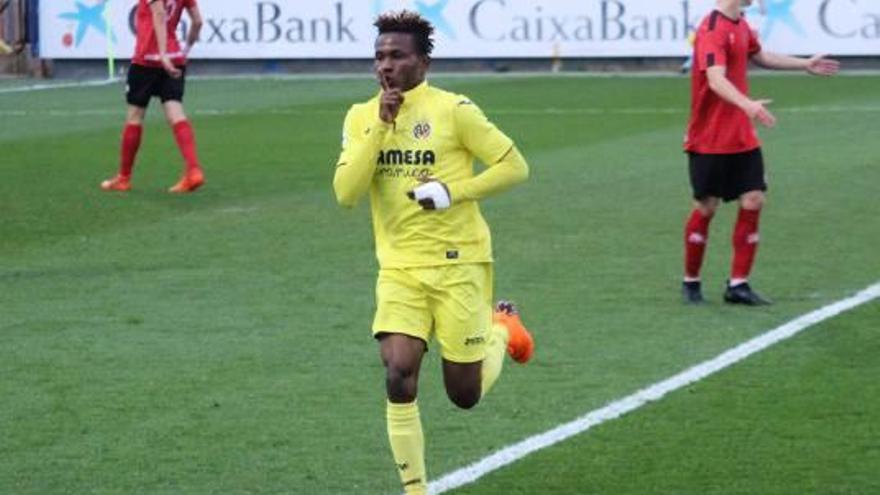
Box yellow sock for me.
[481,322,510,398]
[386,401,427,494]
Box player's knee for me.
[446,386,481,410]
[385,364,418,402]
[166,114,187,127]
[125,107,146,125]
[695,198,719,217]
[741,191,765,210]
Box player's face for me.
[374,33,429,92]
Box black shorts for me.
[688,148,768,202]
[125,63,186,108]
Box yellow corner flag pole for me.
[104,0,115,80]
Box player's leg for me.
[101,65,152,191]
[434,263,495,408]
[731,189,764,285]
[435,264,532,408]
[724,149,771,305]
[379,333,428,494]
[374,269,432,495]
[441,360,481,409]
[160,66,204,193]
[440,303,534,406]
[683,152,721,303]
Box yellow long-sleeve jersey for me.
[333,81,529,269]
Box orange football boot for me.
[494,300,534,364]
[100,174,131,192]
[168,168,205,193]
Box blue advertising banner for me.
[39,1,879,59]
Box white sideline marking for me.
[429,282,880,494]
[0,78,117,94]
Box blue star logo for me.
[59,0,116,47]
[415,0,454,39]
[751,0,804,39]
[372,0,456,39]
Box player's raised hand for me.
[745,99,776,128]
[406,177,451,210]
[379,74,404,124]
[806,54,840,77]
[160,55,182,79]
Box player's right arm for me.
[698,26,775,128]
[706,66,775,127]
[333,106,393,208]
[148,0,181,78]
[183,1,203,54]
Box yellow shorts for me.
[372,263,493,363]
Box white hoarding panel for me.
[40,0,880,59]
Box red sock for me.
[731,208,762,281]
[684,209,713,280]
[119,123,143,178]
[172,120,201,173]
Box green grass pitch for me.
[1,73,878,494]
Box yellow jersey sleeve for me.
[333,103,393,208]
[446,100,529,202]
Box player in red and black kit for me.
[101,0,205,193]
[682,0,839,305]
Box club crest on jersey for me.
[413,121,432,140]
[729,33,736,44]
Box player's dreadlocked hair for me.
[374,10,435,57]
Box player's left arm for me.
[445,100,529,203]
[748,26,839,75]
[444,146,529,203]
[407,99,528,211]
[183,1,203,54]
[751,50,840,76]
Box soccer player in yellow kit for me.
[333,11,535,495]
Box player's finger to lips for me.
[383,74,397,91]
